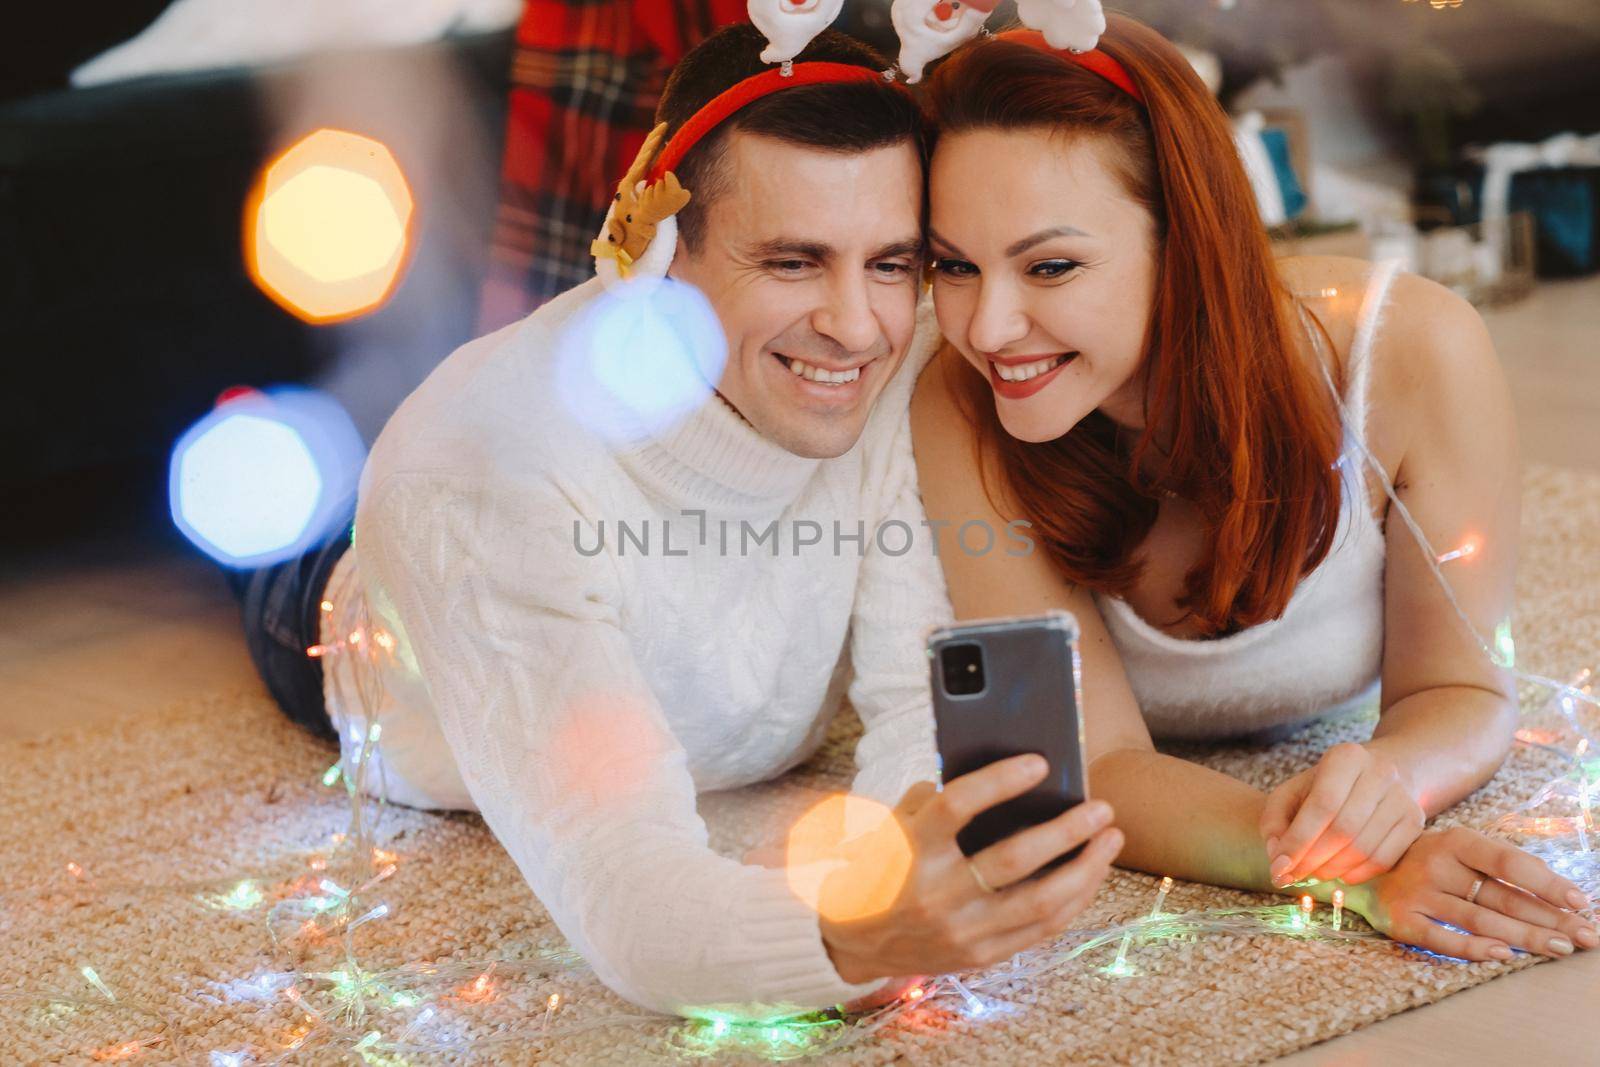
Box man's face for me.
[669,132,924,459]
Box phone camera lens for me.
[941,642,986,697]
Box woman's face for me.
[929,128,1159,442]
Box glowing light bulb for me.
[459,965,498,1003]
[81,966,116,1001]
[1436,536,1481,565]
[90,1040,144,1062]
[220,880,264,910]
[1152,876,1174,918]
[953,979,987,1015]
[398,1006,435,1042]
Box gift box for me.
[1497,165,1600,277]
[1424,143,1600,278]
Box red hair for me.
[925,14,1342,636]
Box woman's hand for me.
[1347,825,1597,961]
[820,754,1124,984]
[1260,742,1427,887]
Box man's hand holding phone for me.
[820,754,1123,986]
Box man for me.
[255,24,1121,1018]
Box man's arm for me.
[356,469,885,1017]
[845,359,955,807]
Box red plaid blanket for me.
[480,0,746,329]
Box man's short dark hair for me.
[656,24,928,252]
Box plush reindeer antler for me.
[592,123,692,275]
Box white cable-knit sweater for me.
[320,278,953,1018]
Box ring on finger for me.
[967,859,998,895]
[1466,876,1486,905]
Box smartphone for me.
[927,610,1089,868]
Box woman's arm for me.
[1368,274,1520,806]
[1265,275,1522,886]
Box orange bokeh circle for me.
[244,128,415,324]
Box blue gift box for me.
[1428,164,1600,277]
[1500,166,1599,277]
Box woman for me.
[910,16,1596,962]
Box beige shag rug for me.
[4,465,1598,1066]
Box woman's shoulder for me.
[910,341,970,442]
[1277,254,1497,408]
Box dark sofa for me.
[1,31,514,539]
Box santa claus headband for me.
[591,0,1122,288]
[996,28,1145,105]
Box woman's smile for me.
[987,351,1079,399]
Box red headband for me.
[646,62,901,183]
[997,28,1145,106]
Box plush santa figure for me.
[1015,0,1107,54]
[747,0,848,65]
[890,0,999,84]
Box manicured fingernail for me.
[1026,755,1048,775]
[1567,889,1592,910]
[1576,926,1598,949]
[1488,944,1513,961]
[1548,937,1574,957]
[1088,801,1112,827]
[1269,856,1293,884]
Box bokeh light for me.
[555,276,727,443]
[785,794,913,923]
[169,387,366,568]
[246,129,415,324]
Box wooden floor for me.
[3,275,1598,1062]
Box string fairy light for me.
[1106,875,1174,976]
[1577,739,1594,853]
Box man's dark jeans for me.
[228,510,355,741]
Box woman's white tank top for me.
[1093,265,1397,740]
